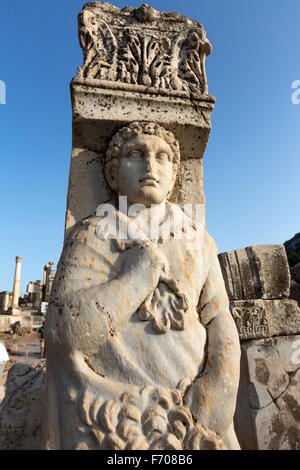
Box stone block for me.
[0,362,45,450]
[230,299,300,341]
[0,316,11,333]
[234,335,300,450]
[219,245,290,300]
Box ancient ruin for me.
[0,258,55,334]
[0,1,299,452]
[42,2,241,451]
[219,245,300,449]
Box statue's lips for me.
[139,176,159,186]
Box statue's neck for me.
[118,199,167,235]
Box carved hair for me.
[105,121,180,186]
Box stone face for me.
[43,3,241,451]
[230,299,300,341]
[218,245,290,300]
[0,362,45,450]
[234,335,300,450]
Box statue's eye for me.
[156,152,170,162]
[128,150,143,160]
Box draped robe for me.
[43,203,240,450]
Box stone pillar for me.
[11,256,22,312]
[65,2,215,238]
[42,262,54,302]
[219,244,300,449]
[0,292,11,312]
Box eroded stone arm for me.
[68,243,163,332]
[184,255,241,438]
[47,223,165,355]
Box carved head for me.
[105,122,180,206]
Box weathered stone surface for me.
[234,335,300,450]
[0,362,45,450]
[66,2,216,237]
[219,245,290,300]
[230,299,300,341]
[77,2,211,94]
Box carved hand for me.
[120,242,169,277]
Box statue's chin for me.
[127,188,167,206]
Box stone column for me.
[11,256,22,309]
[1,292,11,312]
[42,262,54,301]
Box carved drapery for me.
[74,381,226,450]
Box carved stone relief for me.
[77,4,211,95]
[74,381,226,450]
[231,305,270,340]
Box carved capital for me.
[76,3,212,95]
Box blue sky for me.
[0,0,299,294]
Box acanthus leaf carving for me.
[77,9,118,81]
[117,32,173,89]
[76,5,212,95]
[178,29,212,94]
[231,304,270,340]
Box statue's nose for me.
[145,155,155,172]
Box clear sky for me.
[0,0,299,294]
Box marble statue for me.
[43,121,241,450]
